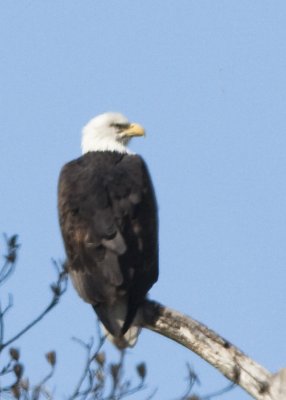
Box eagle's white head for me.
[81,112,145,154]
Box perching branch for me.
[142,300,286,400]
[1,234,285,399]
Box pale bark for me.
[142,300,286,400]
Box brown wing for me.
[58,151,158,334]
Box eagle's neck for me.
[81,135,133,155]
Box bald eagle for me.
[58,112,158,348]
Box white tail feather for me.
[97,301,142,349]
[101,323,141,349]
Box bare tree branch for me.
[0,261,67,352]
[0,294,13,344]
[68,336,105,400]
[1,235,285,399]
[68,336,148,400]
[0,234,19,286]
[142,300,286,400]
[31,353,56,400]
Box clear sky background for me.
[1,1,286,399]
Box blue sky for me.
[1,1,286,399]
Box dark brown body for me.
[58,151,158,336]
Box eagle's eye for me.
[110,122,130,131]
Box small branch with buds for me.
[0,259,67,352]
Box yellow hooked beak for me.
[121,123,145,138]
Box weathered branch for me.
[142,300,286,400]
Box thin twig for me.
[68,335,106,400]
[0,234,19,286]
[201,382,236,400]
[32,365,56,400]
[0,295,13,346]
[0,266,67,351]
[173,364,199,400]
